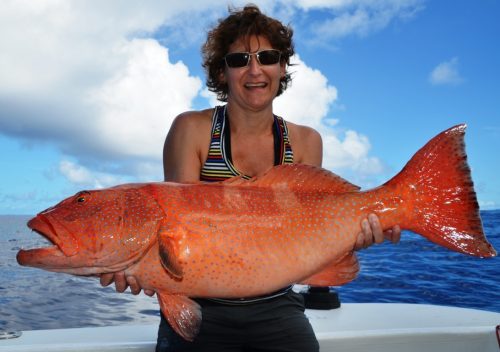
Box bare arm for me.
[163,111,212,182]
[287,122,323,167]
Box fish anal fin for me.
[223,164,360,194]
[158,222,186,279]
[300,252,360,286]
[157,292,201,341]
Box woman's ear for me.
[219,69,226,84]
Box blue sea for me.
[1,211,499,332]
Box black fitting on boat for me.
[301,287,341,310]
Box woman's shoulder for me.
[285,120,322,147]
[171,108,214,131]
[287,120,320,136]
[284,120,323,166]
[163,108,216,182]
[164,108,215,156]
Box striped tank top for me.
[200,105,294,182]
[199,105,294,304]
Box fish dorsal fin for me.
[300,252,360,286]
[223,164,360,193]
[157,292,201,341]
[157,220,186,279]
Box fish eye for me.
[75,191,91,204]
[77,196,86,203]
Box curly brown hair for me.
[202,4,295,102]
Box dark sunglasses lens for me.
[258,50,281,65]
[225,53,249,68]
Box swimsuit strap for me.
[200,105,294,182]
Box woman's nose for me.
[248,54,262,73]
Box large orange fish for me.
[17,124,496,340]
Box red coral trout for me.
[17,124,496,340]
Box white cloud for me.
[0,1,173,95]
[323,130,383,174]
[295,0,425,40]
[274,55,338,129]
[429,57,464,86]
[0,1,389,188]
[59,160,94,186]
[317,8,372,38]
[59,160,124,189]
[0,1,210,182]
[274,55,382,176]
[86,39,202,160]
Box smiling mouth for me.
[244,82,267,89]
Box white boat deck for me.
[1,303,499,352]
[311,303,500,351]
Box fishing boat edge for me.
[1,303,499,352]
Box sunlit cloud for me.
[429,57,464,86]
[59,160,125,189]
[0,1,398,190]
[299,0,425,40]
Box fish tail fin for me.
[386,124,496,257]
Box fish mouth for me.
[17,214,79,267]
[28,215,59,246]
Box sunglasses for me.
[224,49,282,68]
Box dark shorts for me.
[155,290,319,352]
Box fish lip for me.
[16,245,65,267]
[27,216,57,245]
[26,214,79,257]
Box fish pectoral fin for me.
[158,223,186,279]
[157,292,201,342]
[300,252,360,286]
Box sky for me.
[0,0,499,215]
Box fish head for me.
[17,184,164,275]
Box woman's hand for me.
[100,272,155,297]
[355,213,401,250]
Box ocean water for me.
[0,211,499,332]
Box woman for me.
[101,5,400,351]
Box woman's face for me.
[222,35,285,112]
